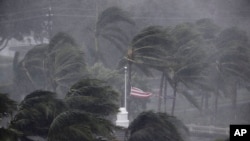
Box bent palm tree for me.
[166,23,206,115]
[122,26,174,112]
[212,27,250,116]
[91,6,135,65]
[13,32,86,98]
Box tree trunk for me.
[163,76,168,113]
[171,83,177,116]
[213,88,219,124]
[157,72,165,112]
[231,82,237,109]
[205,92,209,111]
[231,82,238,121]
[200,91,205,114]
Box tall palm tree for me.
[13,32,86,99]
[166,23,206,115]
[126,111,188,141]
[123,26,174,112]
[212,27,250,117]
[194,18,220,113]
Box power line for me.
[1,14,249,25]
[0,7,95,18]
[53,14,95,18]
[0,8,48,17]
[0,15,46,24]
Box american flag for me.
[130,87,152,98]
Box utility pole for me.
[46,0,53,40]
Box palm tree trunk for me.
[213,88,219,124]
[231,82,237,109]
[205,92,209,110]
[158,72,165,112]
[163,76,168,113]
[200,91,205,114]
[231,82,237,121]
[94,35,99,62]
[171,82,177,116]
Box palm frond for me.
[48,111,115,141]
[0,93,16,116]
[96,7,135,33]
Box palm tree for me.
[13,32,86,99]
[126,111,188,141]
[123,26,174,112]
[165,23,206,115]
[122,23,206,115]
[194,18,220,113]
[212,27,250,119]
[10,90,67,138]
[90,6,135,65]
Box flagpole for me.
[124,66,127,109]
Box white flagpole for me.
[124,66,127,109]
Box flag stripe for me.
[130,87,152,98]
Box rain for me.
[1,0,250,141]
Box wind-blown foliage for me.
[91,6,135,65]
[119,25,175,115]
[214,27,250,82]
[9,78,120,140]
[0,127,33,141]
[10,90,67,138]
[165,23,206,115]
[122,24,205,114]
[65,78,119,116]
[211,27,250,112]
[48,110,115,141]
[13,32,86,99]
[48,78,120,141]
[0,93,16,117]
[127,111,188,141]
[126,26,174,70]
